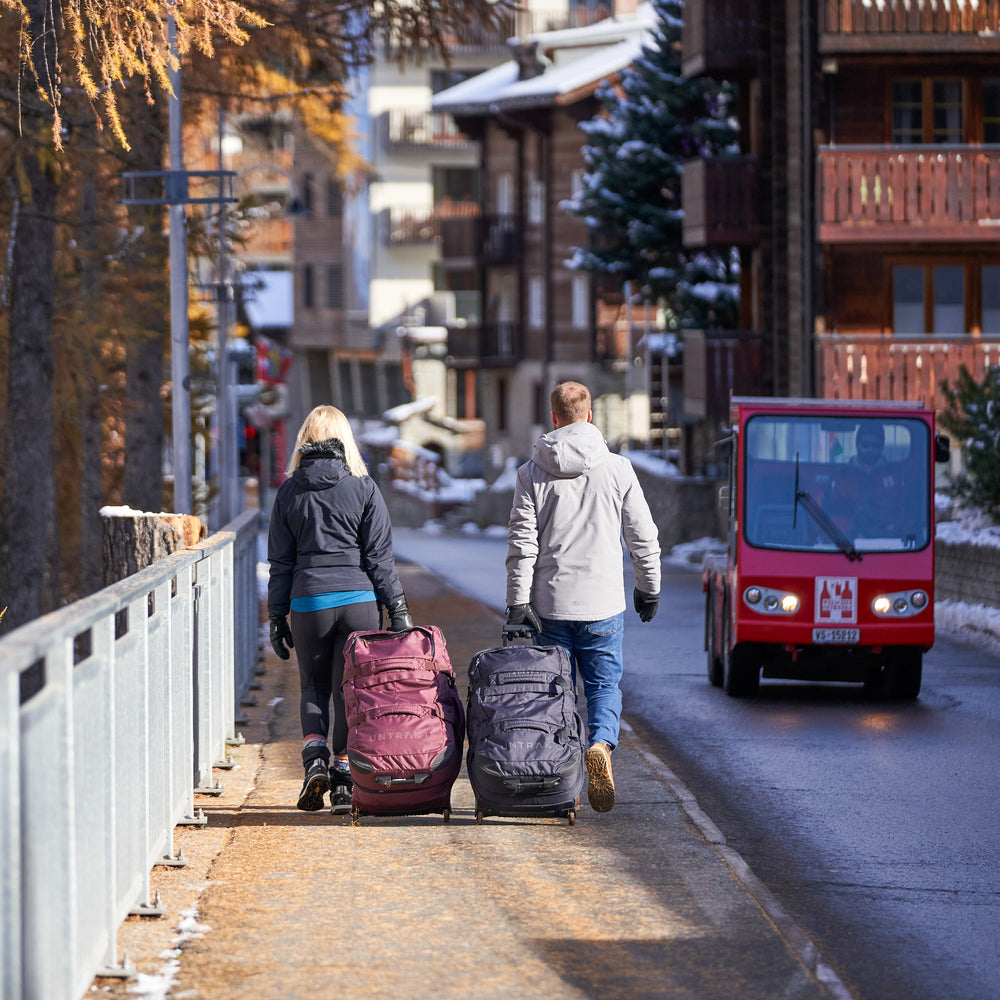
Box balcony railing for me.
[682,156,760,248]
[681,0,759,78]
[379,206,439,247]
[817,145,1000,243]
[446,321,523,367]
[682,329,763,419]
[381,110,475,151]
[820,0,1000,52]
[815,332,1000,411]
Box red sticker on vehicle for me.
[815,577,857,624]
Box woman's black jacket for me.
[267,449,403,618]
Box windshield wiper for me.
[792,453,861,561]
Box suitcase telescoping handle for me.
[346,624,437,659]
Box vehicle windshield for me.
[743,414,931,554]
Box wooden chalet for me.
[432,1,658,471]
[681,0,1000,417]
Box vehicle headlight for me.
[744,586,801,614]
[871,590,929,618]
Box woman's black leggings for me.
[289,601,380,752]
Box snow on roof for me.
[432,7,655,115]
[383,396,438,423]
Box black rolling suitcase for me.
[466,633,586,824]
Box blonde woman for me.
[267,405,413,811]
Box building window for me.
[529,276,544,328]
[533,382,545,426]
[307,350,329,408]
[301,173,315,213]
[337,360,354,412]
[984,266,1000,332]
[302,263,315,309]
[497,173,513,215]
[326,178,342,218]
[571,275,589,329]
[326,263,344,309]
[891,79,963,144]
[528,177,545,225]
[984,81,1000,143]
[497,376,507,433]
[432,166,478,204]
[892,263,966,333]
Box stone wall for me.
[935,540,1000,608]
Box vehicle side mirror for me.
[934,432,951,464]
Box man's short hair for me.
[551,381,591,424]
[856,420,885,449]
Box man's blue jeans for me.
[538,613,624,750]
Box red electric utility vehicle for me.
[703,397,950,700]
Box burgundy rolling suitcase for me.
[342,624,464,824]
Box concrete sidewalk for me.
[91,562,845,1000]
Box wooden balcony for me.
[379,206,438,247]
[682,330,763,420]
[681,0,759,79]
[446,321,524,368]
[682,156,759,248]
[820,0,1000,53]
[815,333,1000,411]
[817,146,1000,244]
[380,110,475,151]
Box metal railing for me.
[0,508,261,1000]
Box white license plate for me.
[812,628,860,644]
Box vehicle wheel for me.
[706,594,724,687]
[723,618,759,697]
[881,647,922,701]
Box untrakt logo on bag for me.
[815,577,857,624]
[361,730,422,742]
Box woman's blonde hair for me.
[286,405,369,477]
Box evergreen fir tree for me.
[940,364,1000,522]
[563,0,739,328]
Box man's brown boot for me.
[585,742,615,812]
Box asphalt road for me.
[394,529,1000,1000]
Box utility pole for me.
[120,18,236,518]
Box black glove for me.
[386,597,414,632]
[633,588,659,623]
[503,603,542,639]
[269,614,294,659]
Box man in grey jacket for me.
[504,381,661,812]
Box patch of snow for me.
[667,536,726,569]
[624,449,680,477]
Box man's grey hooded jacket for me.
[506,420,661,621]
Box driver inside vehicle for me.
[832,422,906,538]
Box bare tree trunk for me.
[122,91,169,512]
[0,0,60,630]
